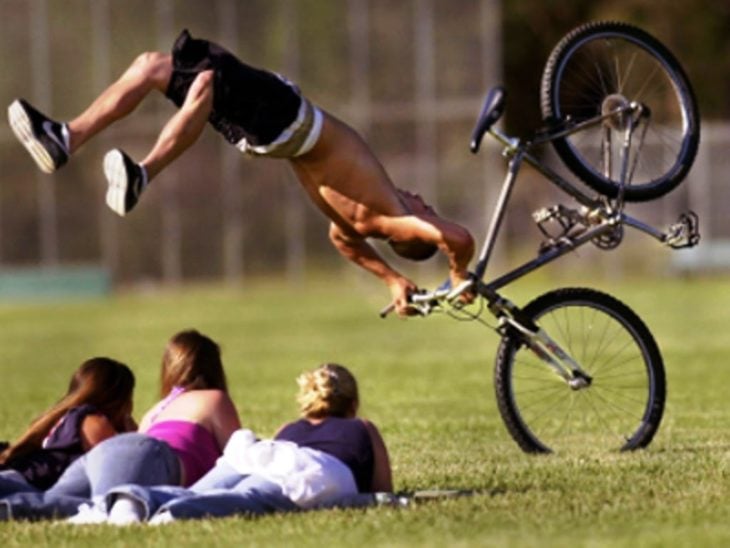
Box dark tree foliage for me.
[502,0,730,136]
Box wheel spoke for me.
[497,288,664,453]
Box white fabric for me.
[234,101,323,158]
[221,429,357,509]
[67,497,109,525]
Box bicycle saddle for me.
[470,86,506,154]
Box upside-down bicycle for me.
[383,21,700,454]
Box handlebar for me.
[379,277,475,318]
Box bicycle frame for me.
[448,99,697,386]
[472,108,697,297]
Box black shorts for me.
[165,30,306,151]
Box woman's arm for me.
[79,414,119,451]
[210,392,242,451]
[360,419,393,492]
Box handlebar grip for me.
[379,303,396,319]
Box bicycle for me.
[381,21,701,454]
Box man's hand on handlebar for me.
[449,271,476,305]
[386,276,421,317]
[380,273,476,318]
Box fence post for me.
[414,0,438,206]
[155,0,182,285]
[218,0,245,285]
[281,0,306,285]
[29,0,58,267]
[90,0,118,276]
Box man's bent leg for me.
[67,52,173,154]
[139,69,214,180]
[103,70,213,216]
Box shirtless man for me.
[7,30,474,316]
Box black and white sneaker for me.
[8,99,69,174]
[103,149,148,217]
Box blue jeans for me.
[0,470,34,497]
[106,460,298,521]
[106,459,378,522]
[0,433,181,521]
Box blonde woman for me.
[97,363,392,524]
[273,362,392,493]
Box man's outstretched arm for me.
[380,214,475,288]
[328,223,418,316]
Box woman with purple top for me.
[0,357,136,494]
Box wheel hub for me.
[601,93,632,130]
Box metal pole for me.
[218,0,245,285]
[282,0,306,285]
[156,0,182,285]
[29,0,58,267]
[347,0,371,133]
[90,0,118,276]
[479,0,504,274]
[414,0,438,205]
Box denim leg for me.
[44,433,180,500]
[0,490,89,521]
[154,475,298,521]
[0,434,181,521]
[45,454,91,498]
[0,470,37,496]
[104,483,192,520]
[1,458,90,520]
[189,460,244,493]
[84,433,181,496]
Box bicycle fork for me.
[490,295,593,390]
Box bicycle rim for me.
[542,22,699,201]
[495,288,665,454]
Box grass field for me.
[1,272,730,547]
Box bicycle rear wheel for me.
[541,21,699,201]
[494,288,665,453]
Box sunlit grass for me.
[2,273,730,546]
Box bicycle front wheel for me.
[541,21,699,201]
[494,288,665,454]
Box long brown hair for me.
[159,330,228,396]
[0,357,135,465]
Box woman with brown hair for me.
[0,329,241,520]
[94,362,392,524]
[0,357,136,493]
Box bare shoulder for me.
[80,413,118,450]
[183,389,233,407]
[81,413,114,429]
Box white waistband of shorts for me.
[235,101,323,158]
[296,106,323,156]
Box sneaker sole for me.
[8,100,57,174]
[104,150,129,217]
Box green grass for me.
[2,273,730,547]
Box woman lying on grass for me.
[0,329,241,520]
[0,357,136,495]
[76,362,392,524]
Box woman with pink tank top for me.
[0,330,241,521]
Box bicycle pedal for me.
[665,210,700,249]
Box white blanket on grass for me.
[221,429,357,509]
